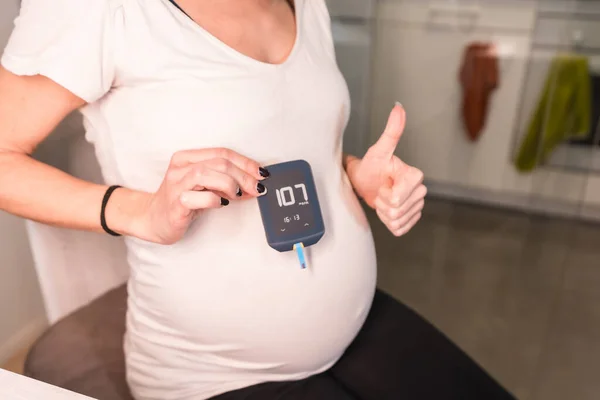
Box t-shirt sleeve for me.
[1,0,120,103]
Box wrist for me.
[103,186,153,240]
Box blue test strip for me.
[293,243,308,269]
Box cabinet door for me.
[503,47,590,205]
[503,14,600,211]
[325,0,375,20]
[370,2,533,193]
[333,21,374,157]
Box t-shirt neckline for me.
[163,0,303,70]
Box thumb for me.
[370,103,406,159]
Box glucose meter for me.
[257,160,325,268]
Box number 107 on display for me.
[276,184,308,207]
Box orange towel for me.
[459,42,499,141]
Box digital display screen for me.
[262,169,316,237]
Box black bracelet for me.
[101,185,123,237]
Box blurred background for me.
[2,1,600,399]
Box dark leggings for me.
[211,290,516,400]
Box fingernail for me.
[395,101,403,108]
[236,187,242,197]
[259,167,270,178]
[221,197,230,206]
[257,183,266,194]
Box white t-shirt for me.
[2,0,378,398]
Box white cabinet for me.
[333,20,374,157]
[371,1,535,191]
[328,0,376,157]
[326,0,375,20]
[369,0,600,219]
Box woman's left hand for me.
[346,103,427,237]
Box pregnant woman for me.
[0,0,515,399]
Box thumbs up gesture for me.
[346,103,427,237]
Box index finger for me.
[169,147,269,180]
[391,166,424,200]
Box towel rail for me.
[537,10,600,22]
[532,43,600,56]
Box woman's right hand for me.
[0,68,268,243]
[123,148,269,245]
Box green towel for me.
[515,55,591,172]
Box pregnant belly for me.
[125,185,377,375]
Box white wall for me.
[0,0,19,49]
[0,0,48,365]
